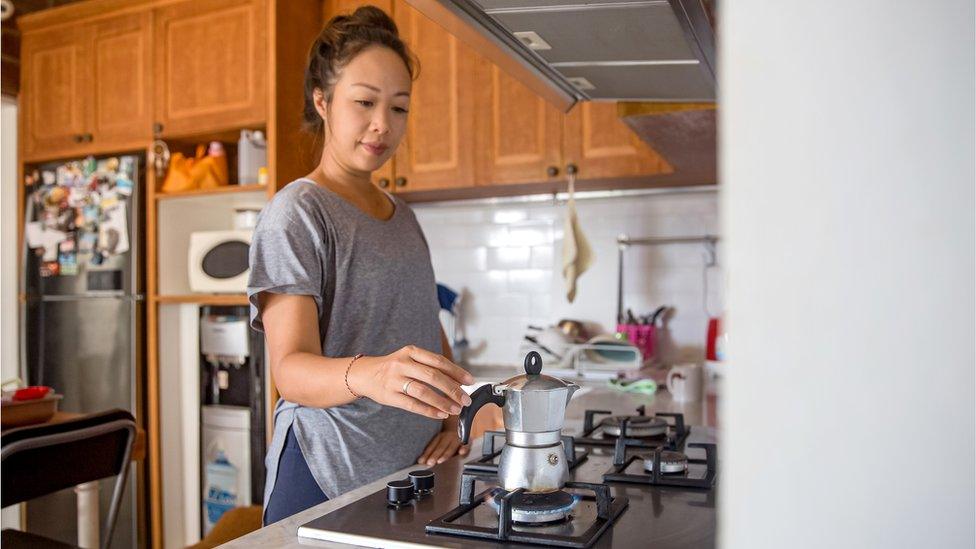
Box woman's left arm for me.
[417,328,470,465]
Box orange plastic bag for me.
[192,142,229,189]
[160,143,229,192]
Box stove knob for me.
[409,469,435,495]
[386,479,414,506]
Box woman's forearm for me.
[273,351,361,409]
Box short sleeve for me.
[247,192,329,333]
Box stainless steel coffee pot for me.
[458,351,580,492]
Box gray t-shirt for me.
[247,178,442,505]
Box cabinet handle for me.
[73,134,84,143]
[153,122,163,136]
[378,178,390,188]
[546,165,559,177]
[566,163,578,175]
[395,177,407,188]
[84,133,94,143]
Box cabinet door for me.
[322,0,395,190]
[153,0,267,137]
[392,0,478,192]
[563,102,671,179]
[89,11,153,150]
[21,24,91,161]
[476,64,563,186]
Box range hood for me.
[407,0,716,112]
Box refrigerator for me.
[20,154,146,548]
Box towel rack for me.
[615,234,720,322]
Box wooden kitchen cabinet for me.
[391,0,479,192]
[88,11,154,152]
[475,63,564,186]
[153,0,268,138]
[563,102,671,180]
[21,24,92,160]
[21,12,153,162]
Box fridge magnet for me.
[67,186,88,208]
[90,250,105,266]
[115,176,134,196]
[38,228,66,261]
[103,157,120,173]
[41,171,55,186]
[59,238,75,253]
[99,203,129,255]
[58,250,78,276]
[82,156,97,176]
[44,186,68,209]
[82,204,99,226]
[24,221,44,249]
[100,190,119,211]
[39,261,59,277]
[78,232,97,253]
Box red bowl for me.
[12,386,52,401]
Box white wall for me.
[1,97,21,531]
[413,189,722,367]
[2,98,18,382]
[720,2,974,548]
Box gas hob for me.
[298,412,717,548]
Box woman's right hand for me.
[349,345,475,419]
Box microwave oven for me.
[188,230,252,293]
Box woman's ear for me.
[313,88,328,121]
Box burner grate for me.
[463,431,589,473]
[425,472,629,548]
[576,406,689,449]
[603,433,717,488]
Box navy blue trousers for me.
[263,426,329,525]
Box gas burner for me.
[602,415,668,437]
[576,407,689,450]
[603,435,717,488]
[425,472,629,548]
[642,450,689,474]
[486,488,578,524]
[464,431,589,473]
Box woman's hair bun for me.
[302,6,418,135]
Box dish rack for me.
[518,341,642,380]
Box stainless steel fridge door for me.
[22,296,144,549]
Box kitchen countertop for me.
[221,367,720,548]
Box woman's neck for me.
[309,147,375,195]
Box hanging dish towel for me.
[561,169,593,302]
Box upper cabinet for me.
[21,13,153,162]
[21,24,91,160]
[564,102,672,180]
[89,11,154,152]
[391,0,479,193]
[152,0,268,138]
[475,64,564,186]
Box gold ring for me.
[402,380,414,395]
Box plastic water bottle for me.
[204,450,238,533]
[238,130,267,185]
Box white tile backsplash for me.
[414,189,722,367]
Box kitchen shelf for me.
[154,183,268,200]
[152,294,249,306]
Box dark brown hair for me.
[303,6,418,137]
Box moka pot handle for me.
[457,384,505,444]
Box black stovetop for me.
[298,425,717,548]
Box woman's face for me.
[316,45,412,174]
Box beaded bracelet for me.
[345,353,365,398]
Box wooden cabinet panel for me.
[153,0,267,137]
[21,25,90,160]
[476,64,563,186]
[89,11,153,150]
[392,0,477,192]
[563,102,671,180]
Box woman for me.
[248,7,474,525]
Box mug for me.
[666,363,703,402]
